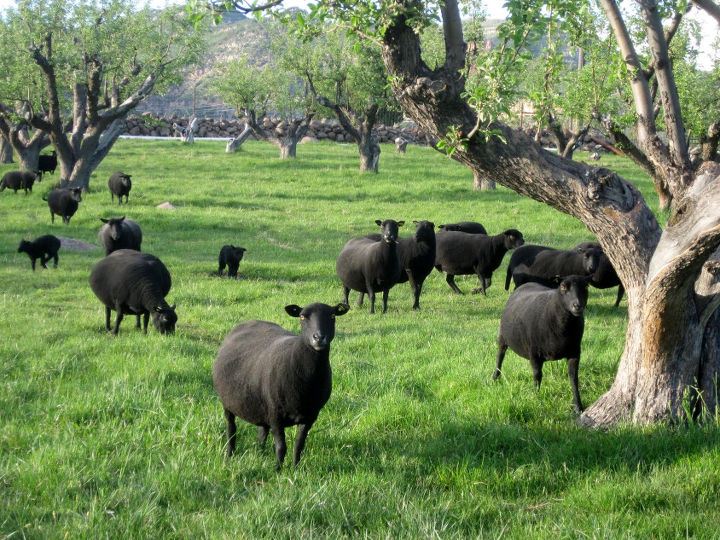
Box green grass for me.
[1,140,718,538]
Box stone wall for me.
[124,113,431,145]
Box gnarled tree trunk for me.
[472,168,495,191]
[245,113,314,160]
[381,0,720,426]
[0,133,13,163]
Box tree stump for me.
[395,137,408,153]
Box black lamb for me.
[108,172,132,204]
[336,219,404,313]
[1,171,39,194]
[218,245,247,278]
[434,229,524,295]
[213,302,349,469]
[505,243,603,290]
[574,242,624,306]
[43,188,82,224]
[89,249,177,335]
[438,221,487,234]
[367,220,436,310]
[17,235,60,270]
[38,151,57,176]
[98,216,143,256]
[494,275,590,413]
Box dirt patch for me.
[57,236,99,251]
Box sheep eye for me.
[300,315,306,320]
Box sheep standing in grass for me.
[367,220,436,310]
[17,235,60,270]
[38,151,57,176]
[336,219,404,314]
[218,245,247,278]
[213,302,349,469]
[505,243,602,290]
[98,217,143,256]
[108,172,132,204]
[434,229,524,295]
[89,249,177,335]
[494,275,589,413]
[438,221,487,235]
[1,171,39,194]
[574,242,624,306]
[43,188,82,224]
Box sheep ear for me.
[285,305,302,317]
[413,220,419,225]
[119,216,125,221]
[397,221,405,227]
[334,303,350,316]
[154,306,163,312]
[100,218,109,223]
[375,219,382,226]
[576,246,586,253]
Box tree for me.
[0,0,203,190]
[211,52,315,159]
[280,28,397,173]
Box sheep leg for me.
[224,409,237,457]
[105,306,112,331]
[445,274,464,294]
[614,284,625,307]
[40,255,49,269]
[342,286,351,306]
[50,211,55,224]
[567,356,584,413]
[494,336,508,380]
[112,308,124,335]
[381,289,389,313]
[271,425,287,471]
[30,258,37,271]
[142,313,150,333]
[229,264,238,279]
[357,292,364,307]
[530,357,543,389]
[368,291,376,314]
[52,252,59,268]
[135,314,142,329]
[471,274,489,295]
[257,425,269,450]
[293,423,312,468]
[218,260,226,276]
[408,273,422,310]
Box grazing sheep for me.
[43,188,82,224]
[435,229,524,295]
[218,245,247,278]
[213,302,349,469]
[108,172,132,204]
[98,216,143,256]
[336,219,405,314]
[438,221,487,235]
[494,275,589,413]
[1,171,39,194]
[368,220,436,310]
[17,235,60,270]
[505,243,602,290]
[89,249,177,335]
[38,151,57,176]
[574,241,624,306]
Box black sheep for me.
[38,151,57,176]
[434,229,524,295]
[494,275,589,413]
[213,302,349,469]
[17,235,60,270]
[367,220,437,310]
[98,216,143,255]
[1,171,39,194]
[574,242,624,307]
[505,243,602,290]
[43,188,82,224]
[336,219,405,314]
[218,245,247,278]
[89,249,177,335]
[438,221,487,234]
[108,172,132,204]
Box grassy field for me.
[1,139,718,538]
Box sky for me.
[0,0,715,68]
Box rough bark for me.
[472,168,495,191]
[226,123,253,152]
[700,119,720,163]
[0,133,13,163]
[0,115,50,171]
[245,111,314,159]
[380,1,720,426]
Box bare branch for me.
[693,0,720,24]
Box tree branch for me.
[693,0,720,24]
[440,0,467,74]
